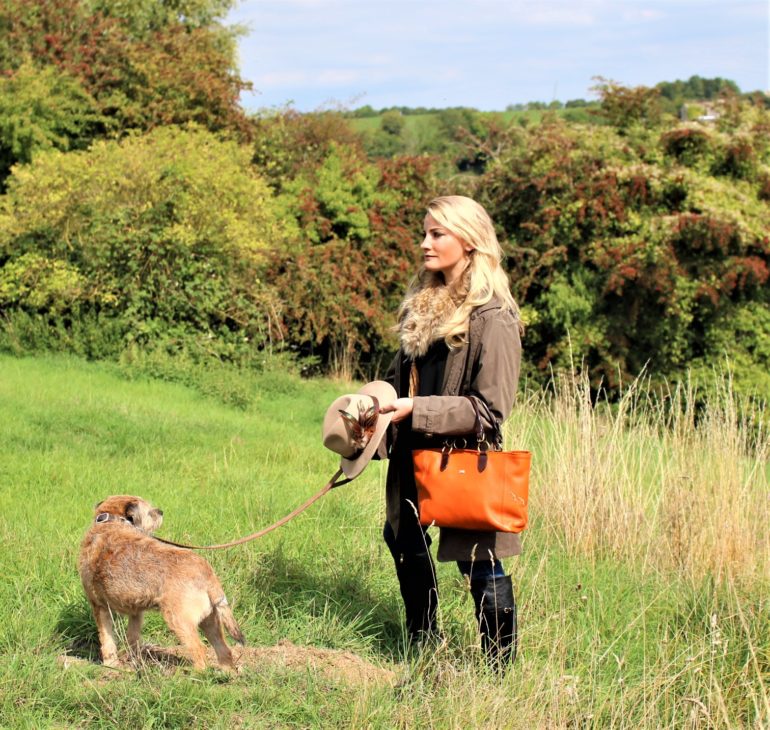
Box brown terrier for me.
[78,495,245,670]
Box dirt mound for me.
[58,640,397,686]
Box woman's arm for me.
[409,309,521,438]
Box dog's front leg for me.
[127,612,144,657]
[93,604,120,668]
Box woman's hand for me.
[379,397,414,424]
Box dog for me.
[78,495,245,670]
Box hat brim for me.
[339,380,397,479]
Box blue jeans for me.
[456,557,505,581]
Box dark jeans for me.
[383,521,505,580]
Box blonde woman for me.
[379,195,522,669]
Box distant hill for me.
[346,75,752,118]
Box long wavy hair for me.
[399,195,519,348]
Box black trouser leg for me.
[395,551,438,642]
[470,574,517,669]
[383,523,438,643]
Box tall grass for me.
[0,353,767,728]
[514,371,770,585]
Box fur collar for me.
[399,270,470,359]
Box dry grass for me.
[511,370,769,586]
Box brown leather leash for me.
[152,468,350,550]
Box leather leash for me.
[152,468,350,550]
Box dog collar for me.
[95,512,131,525]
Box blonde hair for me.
[400,195,519,348]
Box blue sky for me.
[226,0,769,112]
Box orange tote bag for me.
[412,396,530,532]
[412,446,530,532]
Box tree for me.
[267,144,436,376]
[0,0,251,138]
[0,62,104,188]
[0,126,289,356]
[472,107,770,394]
[591,77,662,130]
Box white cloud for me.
[228,0,769,109]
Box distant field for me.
[0,353,767,728]
[346,107,590,136]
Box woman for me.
[378,195,522,669]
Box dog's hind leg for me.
[126,612,143,657]
[93,604,120,668]
[162,602,208,670]
[200,611,235,670]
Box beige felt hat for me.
[322,380,396,479]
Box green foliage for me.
[89,0,236,34]
[0,63,766,394]
[591,76,663,130]
[0,309,127,360]
[0,253,91,312]
[115,342,297,410]
[689,303,770,396]
[380,109,405,136]
[282,143,378,244]
[361,110,409,158]
[0,125,288,358]
[657,75,740,103]
[269,144,436,375]
[0,62,105,188]
[0,0,251,138]
[251,108,363,190]
[661,125,713,168]
[473,99,770,394]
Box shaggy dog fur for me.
[79,495,245,670]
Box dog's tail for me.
[213,595,246,645]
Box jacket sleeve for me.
[410,310,521,438]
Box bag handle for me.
[463,395,503,445]
[460,396,489,473]
[465,395,485,443]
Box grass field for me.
[345,107,589,136]
[0,353,768,728]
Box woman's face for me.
[421,213,472,285]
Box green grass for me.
[346,107,594,136]
[1,353,768,728]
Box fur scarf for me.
[399,270,470,360]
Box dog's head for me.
[93,495,164,534]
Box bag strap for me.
[461,313,503,448]
[464,395,503,447]
[464,394,485,443]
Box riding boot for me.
[470,574,517,670]
[393,550,439,644]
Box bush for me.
[0,125,289,358]
[473,109,770,396]
[0,62,105,188]
[661,125,713,168]
[269,148,436,377]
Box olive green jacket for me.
[384,298,523,562]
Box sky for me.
[226,0,770,112]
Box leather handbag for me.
[412,397,530,533]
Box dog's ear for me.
[94,500,104,510]
[124,501,138,524]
